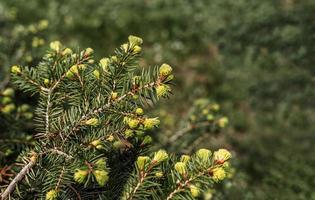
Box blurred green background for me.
[1,0,315,199]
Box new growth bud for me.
[2,88,14,97]
[196,149,211,163]
[100,58,110,71]
[136,156,150,170]
[156,84,171,98]
[174,162,187,175]
[62,48,73,55]
[95,158,107,169]
[111,92,118,100]
[133,45,142,54]
[135,108,144,115]
[190,185,200,197]
[218,117,229,128]
[85,118,99,126]
[44,79,50,85]
[212,167,226,182]
[142,135,152,145]
[153,150,168,163]
[74,169,89,184]
[155,171,164,178]
[213,149,231,164]
[93,70,100,79]
[128,35,143,46]
[84,47,94,56]
[46,189,58,200]
[93,170,109,187]
[128,119,139,129]
[159,63,173,77]
[11,65,21,74]
[50,41,62,52]
[180,155,191,163]
[143,117,160,129]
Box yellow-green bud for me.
[136,156,150,170]
[106,135,114,142]
[121,43,129,52]
[2,88,14,97]
[1,97,12,104]
[1,104,16,114]
[207,114,214,121]
[202,109,209,115]
[74,169,89,184]
[213,149,231,164]
[113,140,124,149]
[190,185,200,197]
[156,84,171,98]
[93,170,109,187]
[100,58,110,71]
[133,94,139,100]
[95,158,107,169]
[196,149,211,163]
[50,41,62,52]
[211,103,220,111]
[123,129,134,138]
[155,171,164,178]
[174,162,187,175]
[180,155,191,163]
[159,63,172,76]
[135,108,144,115]
[128,119,139,129]
[25,55,33,63]
[85,118,99,126]
[38,19,49,30]
[88,59,94,64]
[44,79,50,85]
[90,139,102,147]
[11,65,21,74]
[20,104,30,112]
[128,35,143,46]
[93,70,100,79]
[23,112,33,119]
[142,135,152,145]
[204,189,214,200]
[212,167,226,182]
[45,189,58,200]
[66,71,74,78]
[84,47,94,56]
[111,92,118,100]
[70,65,79,74]
[218,117,228,128]
[111,56,118,63]
[153,149,168,163]
[78,64,87,71]
[62,48,72,55]
[133,45,142,54]
[143,117,160,129]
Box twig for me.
[68,185,81,200]
[1,154,37,200]
[168,121,211,144]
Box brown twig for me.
[1,154,37,200]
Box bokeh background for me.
[1,0,315,199]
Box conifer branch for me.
[1,154,37,200]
